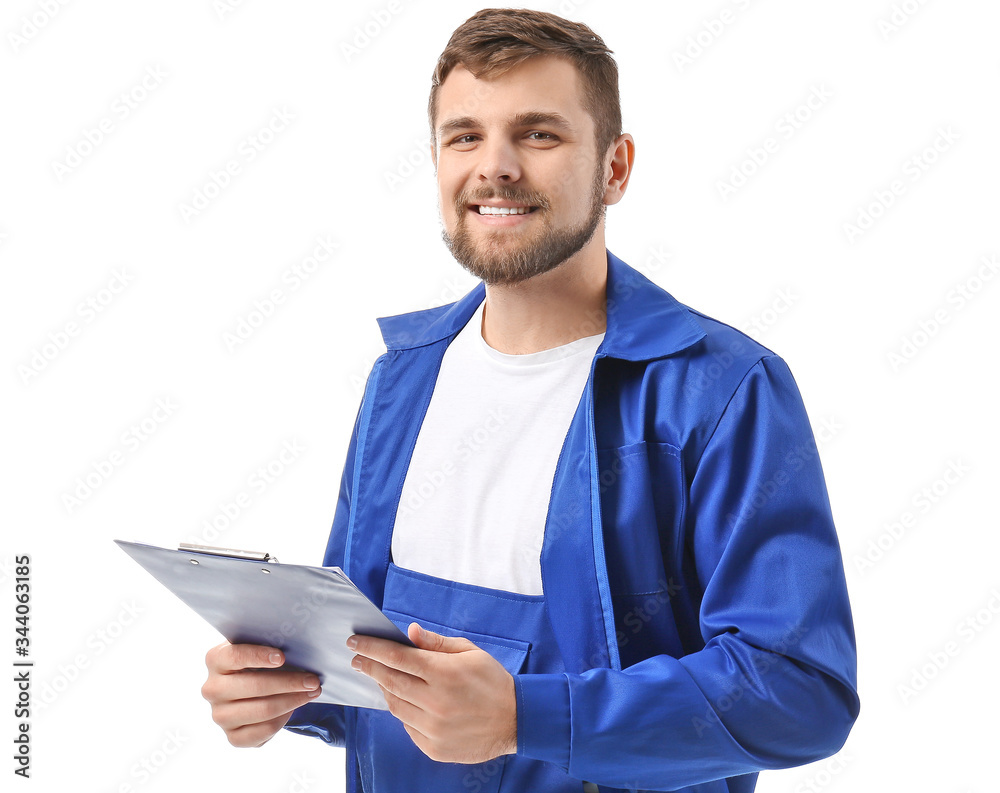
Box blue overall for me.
[356,562,587,793]
[284,250,860,792]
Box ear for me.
[603,132,635,207]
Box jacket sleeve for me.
[514,355,860,790]
[283,374,373,746]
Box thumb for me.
[408,623,476,654]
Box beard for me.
[441,162,607,286]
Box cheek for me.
[438,187,460,223]
[547,166,589,204]
[440,176,467,211]
[549,180,588,216]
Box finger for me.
[348,635,427,678]
[353,655,425,705]
[407,623,478,654]
[379,684,425,732]
[402,722,450,764]
[202,668,320,704]
[211,689,321,733]
[206,642,285,674]
[402,722,434,757]
[225,710,298,748]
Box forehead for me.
[436,55,590,134]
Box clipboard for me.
[115,539,412,711]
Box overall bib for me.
[355,562,591,793]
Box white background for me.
[2,0,998,791]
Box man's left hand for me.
[348,623,517,764]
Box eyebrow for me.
[437,111,575,138]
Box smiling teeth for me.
[478,205,532,215]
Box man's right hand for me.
[202,642,323,747]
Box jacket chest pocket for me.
[596,440,686,666]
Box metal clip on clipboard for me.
[177,542,278,563]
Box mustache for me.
[457,187,550,210]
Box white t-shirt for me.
[390,299,605,595]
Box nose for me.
[476,135,522,184]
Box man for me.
[201,9,860,793]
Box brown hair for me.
[428,8,622,158]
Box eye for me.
[451,134,479,145]
[528,131,555,141]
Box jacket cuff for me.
[514,673,571,770]
[282,703,346,747]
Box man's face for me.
[433,56,608,286]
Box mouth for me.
[466,204,541,227]
[469,204,540,216]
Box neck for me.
[480,243,608,355]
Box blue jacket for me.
[285,250,860,793]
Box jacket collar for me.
[375,249,706,362]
